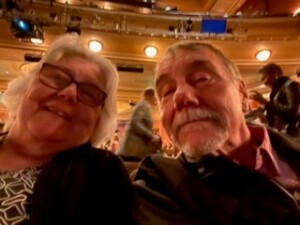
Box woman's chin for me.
[28,122,67,142]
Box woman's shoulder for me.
[90,147,120,160]
[86,146,123,163]
[53,143,122,167]
[45,145,128,180]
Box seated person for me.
[0,34,134,225]
[132,41,300,225]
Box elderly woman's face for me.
[17,56,106,147]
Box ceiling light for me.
[165,6,177,12]
[89,40,103,52]
[144,46,158,57]
[256,50,271,61]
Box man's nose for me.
[173,84,199,110]
[57,83,78,104]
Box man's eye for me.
[160,87,174,98]
[194,75,211,84]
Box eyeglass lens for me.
[39,63,107,107]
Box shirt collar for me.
[249,125,281,175]
[227,125,281,176]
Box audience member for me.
[117,87,162,161]
[250,63,300,137]
[109,129,120,153]
[152,128,163,150]
[0,34,134,225]
[133,41,300,225]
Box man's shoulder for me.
[275,77,300,91]
[133,155,185,189]
[289,79,300,93]
[134,155,182,177]
[129,100,151,118]
[133,100,149,109]
[145,154,180,164]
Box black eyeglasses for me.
[39,63,107,107]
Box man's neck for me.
[218,121,252,156]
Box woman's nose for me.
[173,85,199,110]
[57,83,78,104]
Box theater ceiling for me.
[0,0,300,121]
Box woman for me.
[0,35,134,225]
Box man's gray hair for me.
[155,41,241,84]
[2,34,119,147]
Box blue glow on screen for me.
[13,19,31,32]
[201,19,227,34]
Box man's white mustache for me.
[172,108,224,133]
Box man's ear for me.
[238,80,250,112]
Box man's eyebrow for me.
[155,59,216,86]
[188,59,214,69]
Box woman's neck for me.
[0,133,53,171]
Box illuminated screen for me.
[201,18,227,34]
[11,19,34,33]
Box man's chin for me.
[180,141,213,160]
[179,132,228,160]
[178,133,215,147]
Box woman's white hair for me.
[2,34,119,147]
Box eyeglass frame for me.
[38,62,107,107]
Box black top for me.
[28,142,135,225]
[267,76,300,125]
[133,129,300,225]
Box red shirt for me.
[227,125,300,193]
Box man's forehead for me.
[169,47,213,57]
[156,49,220,72]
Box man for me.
[132,41,300,225]
[251,63,300,136]
[117,87,161,161]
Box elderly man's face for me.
[155,48,248,159]
[16,56,105,149]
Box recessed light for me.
[88,40,103,52]
[256,50,271,61]
[144,46,158,57]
